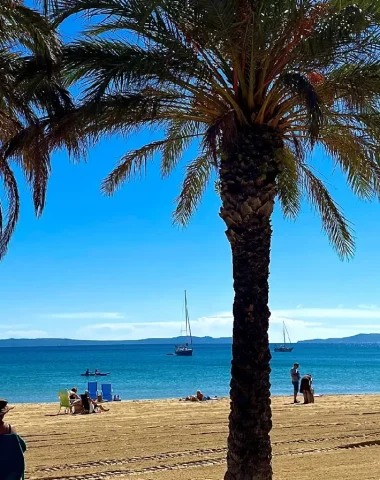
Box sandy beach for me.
[8,394,380,479]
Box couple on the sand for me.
[290,363,314,404]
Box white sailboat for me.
[174,291,193,356]
[274,321,293,352]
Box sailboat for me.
[274,321,294,352]
[174,291,193,356]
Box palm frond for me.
[301,166,355,259]
[173,152,215,226]
[321,125,380,200]
[279,72,323,143]
[161,119,201,177]
[0,157,19,260]
[101,140,167,196]
[276,146,301,219]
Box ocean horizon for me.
[2,343,379,403]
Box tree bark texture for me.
[220,126,282,480]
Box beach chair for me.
[101,383,113,402]
[58,389,72,414]
[87,381,98,400]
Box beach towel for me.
[0,433,27,480]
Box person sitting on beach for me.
[69,387,80,401]
[85,391,109,413]
[0,399,27,480]
[300,374,314,404]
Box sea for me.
[1,343,379,403]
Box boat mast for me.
[284,322,292,345]
[283,321,286,345]
[184,290,192,345]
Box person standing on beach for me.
[290,363,301,404]
[300,374,314,404]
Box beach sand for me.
[8,394,380,479]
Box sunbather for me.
[183,390,215,401]
[84,391,109,412]
[196,390,211,401]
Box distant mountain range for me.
[1,333,379,347]
[298,333,380,344]
[0,336,232,347]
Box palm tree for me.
[0,0,75,259]
[20,0,380,478]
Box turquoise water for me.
[1,343,379,403]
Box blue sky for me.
[1,6,380,342]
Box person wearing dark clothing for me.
[300,374,314,404]
[0,399,27,480]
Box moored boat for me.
[175,291,193,356]
[274,322,294,352]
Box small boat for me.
[174,291,193,356]
[274,322,294,352]
[81,372,110,376]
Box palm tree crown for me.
[0,0,73,258]
[38,0,380,259]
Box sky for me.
[2,6,380,343]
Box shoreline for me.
[8,391,380,405]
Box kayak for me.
[80,372,110,376]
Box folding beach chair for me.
[87,381,98,400]
[101,383,113,402]
[58,389,72,414]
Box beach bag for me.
[0,433,26,480]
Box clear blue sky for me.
[1,6,380,342]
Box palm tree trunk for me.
[220,126,282,480]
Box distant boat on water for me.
[175,291,193,356]
[274,322,293,352]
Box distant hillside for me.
[298,333,380,344]
[0,336,232,347]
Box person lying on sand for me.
[181,390,217,401]
[196,390,211,401]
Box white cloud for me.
[272,307,380,319]
[75,311,321,341]
[0,324,31,329]
[357,304,379,310]
[77,314,233,340]
[45,312,125,320]
[0,330,48,339]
